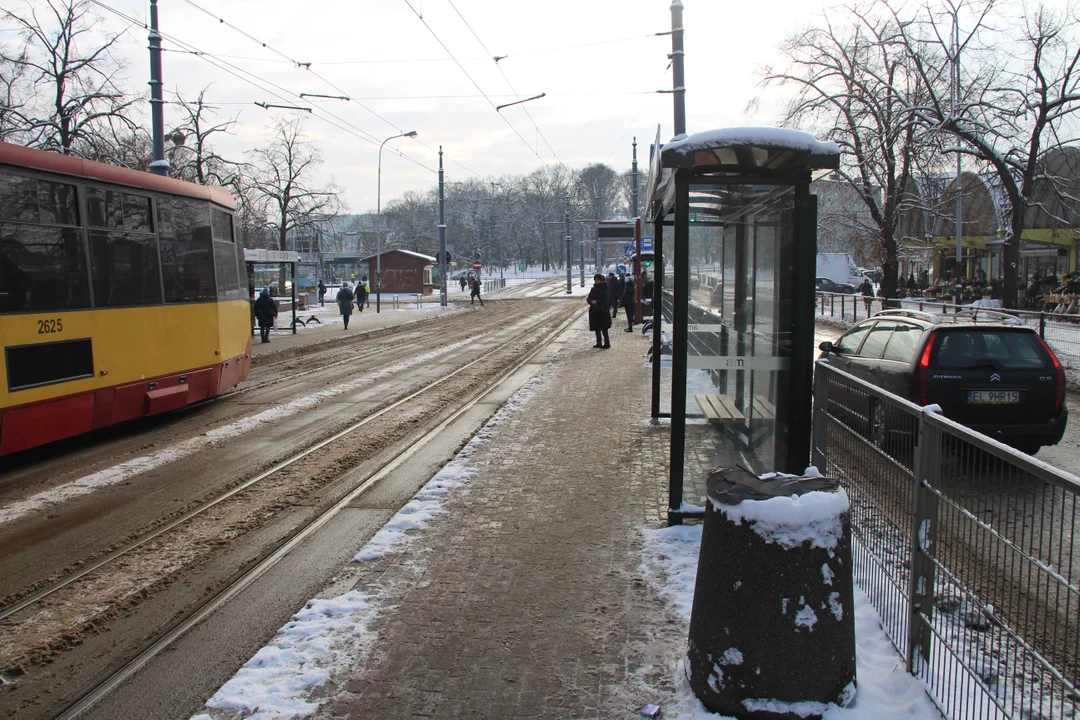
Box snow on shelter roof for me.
[661,127,840,173]
[358,249,436,263]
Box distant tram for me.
[0,142,251,455]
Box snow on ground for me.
[0,337,483,526]
[640,524,943,720]
[190,363,558,720]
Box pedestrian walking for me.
[459,275,468,292]
[607,273,619,318]
[470,275,484,306]
[355,281,367,313]
[317,280,326,307]
[587,274,611,349]
[859,278,873,314]
[621,275,636,332]
[336,283,355,329]
[253,288,278,344]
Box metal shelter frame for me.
[644,128,839,526]
[244,248,299,336]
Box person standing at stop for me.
[355,281,367,313]
[254,288,278,344]
[588,274,611,349]
[620,275,636,332]
[317,280,326,307]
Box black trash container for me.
[686,467,856,719]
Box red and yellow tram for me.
[0,142,251,455]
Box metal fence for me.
[815,291,1080,377]
[812,362,1080,719]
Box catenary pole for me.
[148,0,168,176]
[670,1,686,136]
[632,137,639,218]
[565,196,572,294]
[438,146,447,307]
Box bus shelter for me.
[244,248,299,336]
[646,128,839,525]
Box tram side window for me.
[159,196,216,303]
[89,230,163,306]
[0,172,89,313]
[214,241,242,300]
[211,208,234,242]
[0,223,91,312]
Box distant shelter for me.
[360,250,437,295]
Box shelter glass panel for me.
[682,183,795,476]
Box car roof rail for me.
[950,308,1024,326]
[872,308,940,323]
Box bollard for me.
[686,467,856,719]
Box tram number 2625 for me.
[37,318,63,334]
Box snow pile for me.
[640,524,943,719]
[0,336,482,526]
[715,488,850,551]
[194,593,377,720]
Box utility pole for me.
[565,196,572,294]
[952,11,963,281]
[438,146,447,307]
[147,0,168,176]
[632,137,639,218]
[670,0,686,136]
[580,222,585,287]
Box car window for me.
[834,323,873,355]
[933,330,1051,370]
[856,321,896,359]
[883,322,921,362]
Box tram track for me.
[0,303,581,717]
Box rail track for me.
[0,301,582,719]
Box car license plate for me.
[968,390,1020,404]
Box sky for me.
[5,0,829,212]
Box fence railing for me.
[482,277,506,294]
[815,291,1080,383]
[812,361,1080,720]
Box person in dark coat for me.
[620,276,636,332]
[317,280,326,307]
[606,273,619,318]
[336,283,355,329]
[459,275,468,292]
[587,273,611,348]
[640,272,654,313]
[253,288,278,343]
[355,281,367,312]
[470,276,484,306]
[613,273,626,316]
[859,278,874,314]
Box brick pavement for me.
[317,320,689,719]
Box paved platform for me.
[312,318,681,718]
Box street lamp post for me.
[376,130,418,312]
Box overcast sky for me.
[14,0,1000,212]
[21,0,833,212]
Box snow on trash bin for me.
[686,466,856,719]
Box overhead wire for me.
[444,0,562,166]
[86,0,436,174]
[604,64,672,164]
[400,0,548,166]
[164,0,480,177]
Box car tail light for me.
[1036,336,1066,414]
[918,334,937,406]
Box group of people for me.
[587,271,652,348]
[458,274,484,305]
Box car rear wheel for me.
[1010,441,1041,456]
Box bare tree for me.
[896,0,1080,307]
[761,3,934,299]
[0,41,32,141]
[167,88,242,187]
[247,116,343,287]
[1,0,138,155]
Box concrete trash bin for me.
[686,467,856,719]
